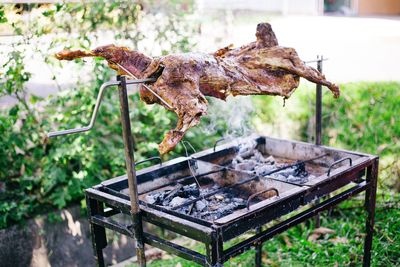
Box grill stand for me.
[47,64,378,266]
[86,77,378,267]
[47,75,157,266]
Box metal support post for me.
[315,55,323,146]
[255,227,262,267]
[206,227,224,267]
[117,75,146,266]
[314,55,323,228]
[363,158,379,267]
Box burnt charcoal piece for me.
[145,183,199,207]
[293,162,308,178]
[232,198,247,209]
[234,161,257,171]
[55,23,339,155]
[229,144,314,185]
[178,184,200,198]
[145,183,248,220]
[145,191,166,205]
[162,185,184,206]
[199,198,247,220]
[287,175,309,184]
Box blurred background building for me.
[200,0,400,16]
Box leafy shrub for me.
[0,74,224,228]
[0,1,205,229]
[316,82,400,191]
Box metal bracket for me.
[327,157,353,176]
[136,156,162,167]
[246,187,279,210]
[213,138,226,152]
[115,62,174,110]
[304,57,329,64]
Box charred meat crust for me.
[55,23,340,155]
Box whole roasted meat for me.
[55,23,339,155]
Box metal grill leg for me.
[255,227,262,267]
[206,228,224,267]
[363,159,378,267]
[86,195,107,267]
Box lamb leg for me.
[55,44,152,78]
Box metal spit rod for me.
[47,77,156,138]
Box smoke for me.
[199,95,255,141]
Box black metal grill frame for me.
[86,135,378,267]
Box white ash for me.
[169,196,187,207]
[195,200,207,212]
[230,146,311,184]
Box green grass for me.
[136,81,400,267]
[146,202,399,267]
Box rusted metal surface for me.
[327,157,352,176]
[85,195,107,267]
[363,158,379,267]
[315,55,323,146]
[246,187,279,210]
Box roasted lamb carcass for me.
[55,23,339,155]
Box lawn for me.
[146,204,399,267]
